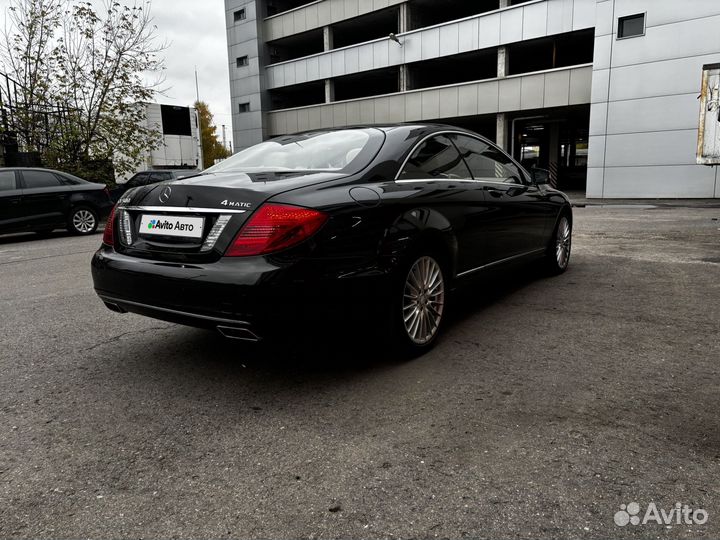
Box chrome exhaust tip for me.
[104,301,127,314]
[216,325,261,342]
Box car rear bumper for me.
[91,246,391,339]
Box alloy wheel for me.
[402,256,445,345]
[556,216,571,269]
[73,209,96,234]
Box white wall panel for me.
[439,87,459,118]
[265,0,405,41]
[602,165,716,198]
[346,100,361,124]
[477,81,499,114]
[458,84,479,116]
[265,67,592,137]
[374,97,390,122]
[608,54,720,102]
[572,0,596,30]
[611,15,720,68]
[498,78,521,112]
[522,1,548,41]
[547,0,575,36]
[604,130,698,167]
[421,89,440,119]
[478,12,501,49]
[439,24,460,57]
[544,69,570,107]
[500,8,523,44]
[607,94,700,135]
[585,167,604,198]
[520,74,545,110]
[265,0,594,89]
[421,28,441,60]
[458,19,479,53]
[569,66,592,104]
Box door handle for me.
[485,188,504,198]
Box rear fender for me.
[380,207,458,278]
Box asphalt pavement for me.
[1,205,719,539]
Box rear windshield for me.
[205,129,381,174]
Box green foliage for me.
[51,158,117,186]
[195,100,231,169]
[1,0,168,182]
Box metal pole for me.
[195,67,200,103]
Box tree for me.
[195,100,230,168]
[0,0,64,151]
[50,0,168,177]
[1,0,168,179]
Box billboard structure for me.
[697,64,720,166]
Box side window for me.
[0,170,16,191]
[56,173,80,185]
[451,135,524,185]
[126,173,147,187]
[149,172,173,183]
[21,170,62,189]
[399,135,471,180]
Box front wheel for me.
[393,255,447,355]
[545,214,572,274]
[68,206,98,235]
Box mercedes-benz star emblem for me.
[159,186,172,204]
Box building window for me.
[236,55,249,68]
[618,13,645,39]
[238,102,250,113]
[234,8,246,22]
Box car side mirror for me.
[531,168,550,185]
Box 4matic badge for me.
[220,200,252,208]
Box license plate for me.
[139,214,204,239]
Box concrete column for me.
[323,26,333,51]
[548,122,561,187]
[496,7,509,153]
[399,65,410,92]
[497,46,508,78]
[496,113,508,152]
[323,26,334,103]
[324,79,335,103]
[398,2,410,33]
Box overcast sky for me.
[0,0,233,146]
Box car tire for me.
[67,206,98,235]
[544,213,572,275]
[391,253,448,357]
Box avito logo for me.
[614,502,708,527]
[147,219,195,232]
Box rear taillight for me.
[226,203,327,257]
[102,205,117,247]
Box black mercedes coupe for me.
[92,125,572,353]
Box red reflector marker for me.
[102,205,117,247]
[226,203,328,257]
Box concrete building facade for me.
[224,0,720,198]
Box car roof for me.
[0,167,71,173]
[135,169,198,174]
[282,123,484,140]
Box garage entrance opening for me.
[510,105,589,192]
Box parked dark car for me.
[110,169,200,203]
[92,125,572,354]
[0,167,113,236]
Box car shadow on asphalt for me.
[121,262,552,382]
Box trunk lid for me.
[114,170,345,262]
